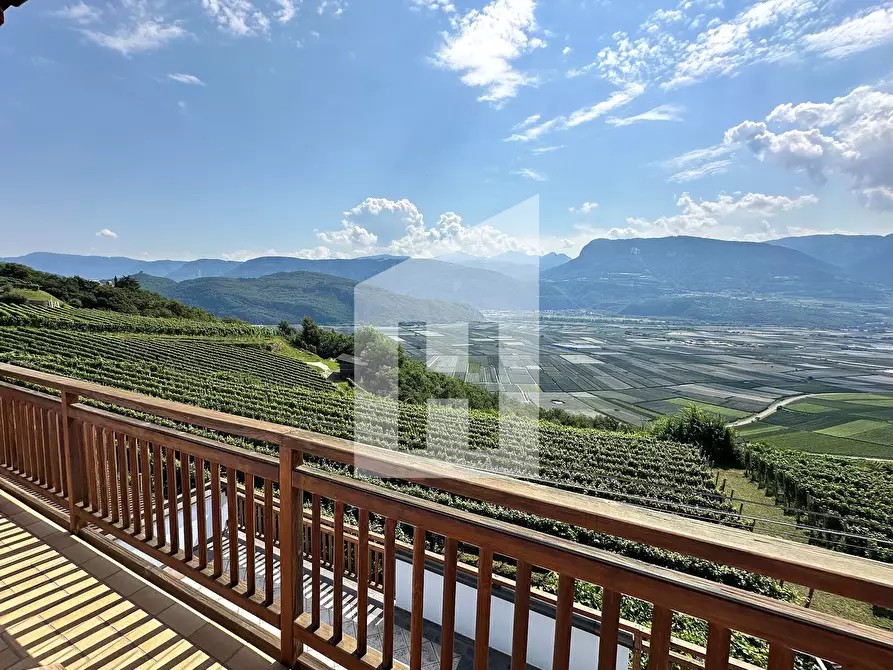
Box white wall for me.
[395,558,630,670]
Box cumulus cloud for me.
[625,192,819,238]
[95,228,118,238]
[411,0,455,13]
[569,202,598,214]
[168,73,204,85]
[305,197,538,259]
[50,2,101,24]
[432,0,545,105]
[724,84,893,210]
[274,0,297,22]
[607,103,684,126]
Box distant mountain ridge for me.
[769,233,892,287]
[135,271,483,325]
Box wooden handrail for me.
[1,363,890,609]
[1,364,893,670]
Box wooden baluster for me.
[97,427,109,518]
[61,392,83,533]
[767,644,795,670]
[11,400,22,473]
[107,430,119,524]
[278,442,303,667]
[552,573,574,670]
[85,424,98,512]
[357,508,370,658]
[0,398,10,468]
[116,432,128,527]
[410,527,426,670]
[41,409,53,490]
[35,407,47,486]
[383,518,397,670]
[29,404,39,480]
[598,589,622,670]
[333,501,345,643]
[153,442,165,544]
[511,560,531,670]
[197,457,208,571]
[648,606,673,670]
[7,400,18,472]
[705,624,731,670]
[440,538,458,670]
[226,467,239,585]
[245,477,256,596]
[474,548,494,670]
[263,478,274,605]
[130,435,141,535]
[211,462,223,579]
[56,413,68,498]
[21,402,33,479]
[181,451,193,561]
[311,493,321,630]
[167,446,179,554]
[141,440,153,540]
[0,398,7,467]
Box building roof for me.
[336,353,357,364]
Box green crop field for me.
[666,397,750,420]
[739,394,893,459]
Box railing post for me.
[279,437,304,668]
[60,391,85,534]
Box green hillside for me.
[137,270,484,325]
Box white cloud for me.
[275,0,297,23]
[432,0,545,105]
[804,5,893,59]
[513,168,548,181]
[725,84,893,210]
[625,191,819,238]
[317,0,346,15]
[305,197,539,259]
[569,201,598,214]
[411,0,455,13]
[50,2,101,24]
[202,0,270,36]
[607,103,684,126]
[83,20,186,55]
[512,114,541,130]
[669,159,733,182]
[95,228,118,239]
[531,145,563,154]
[506,84,643,141]
[168,73,205,85]
[562,46,571,55]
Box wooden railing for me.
[0,363,892,670]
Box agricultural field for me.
[738,394,893,459]
[395,316,893,427]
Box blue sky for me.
[1,0,891,260]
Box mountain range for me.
[3,234,890,326]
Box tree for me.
[114,275,141,291]
[649,404,737,465]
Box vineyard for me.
[741,445,893,563]
[0,302,263,336]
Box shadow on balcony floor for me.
[0,490,284,670]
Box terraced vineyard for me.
[0,302,263,336]
[741,445,893,563]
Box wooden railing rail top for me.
[1,363,892,612]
